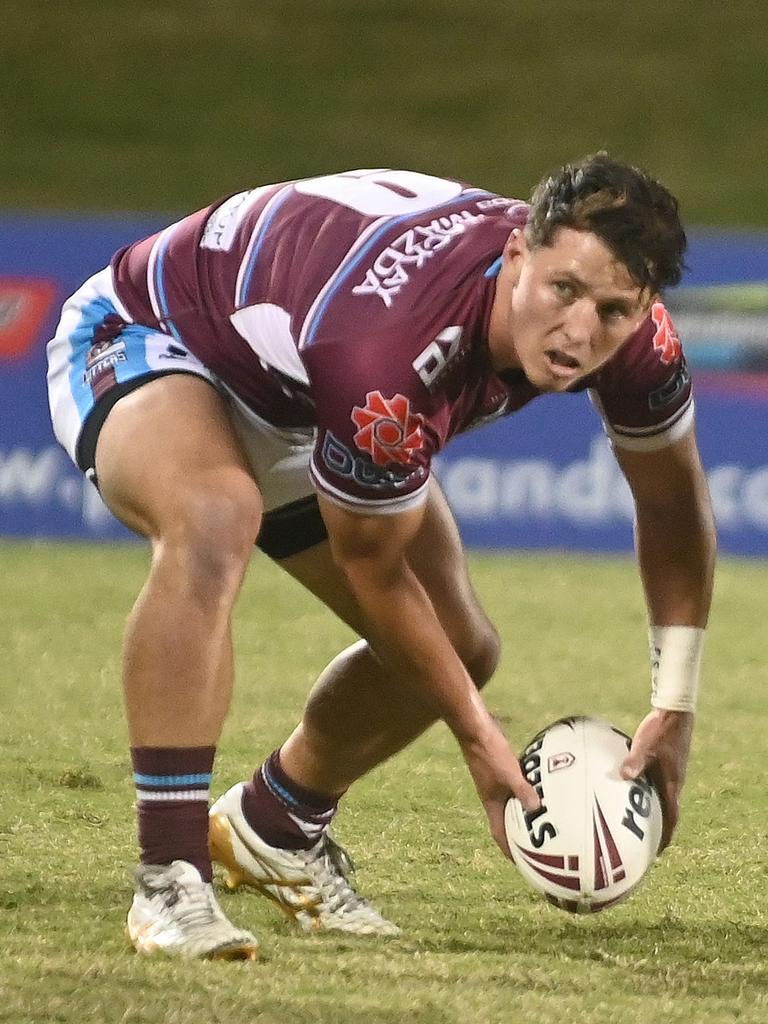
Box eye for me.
[553,279,574,300]
[599,303,628,322]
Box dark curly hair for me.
[526,153,687,293]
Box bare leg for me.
[276,481,500,794]
[95,375,263,748]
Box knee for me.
[153,484,262,603]
[462,623,501,691]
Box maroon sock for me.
[131,746,215,882]
[241,749,340,850]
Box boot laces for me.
[302,835,365,915]
[149,871,225,932]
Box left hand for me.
[620,708,694,852]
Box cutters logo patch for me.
[651,302,682,365]
[351,391,424,466]
[83,338,127,385]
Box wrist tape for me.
[649,625,705,713]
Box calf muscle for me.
[94,374,264,747]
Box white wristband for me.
[649,625,705,713]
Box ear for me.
[501,227,527,283]
[503,226,526,257]
[640,289,658,317]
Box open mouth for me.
[545,349,581,377]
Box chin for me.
[523,367,564,393]
[525,362,583,393]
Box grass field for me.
[1,541,767,1023]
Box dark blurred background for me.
[2,2,767,554]
[2,0,766,224]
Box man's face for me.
[497,227,653,391]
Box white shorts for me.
[46,267,316,514]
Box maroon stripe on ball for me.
[593,816,608,890]
[595,799,623,870]
[513,844,565,869]
[522,858,581,891]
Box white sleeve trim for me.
[309,458,431,515]
[606,399,695,452]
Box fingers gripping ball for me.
[504,717,663,913]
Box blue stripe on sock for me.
[134,772,212,787]
[262,762,302,811]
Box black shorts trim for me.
[75,369,215,476]
[256,495,328,560]
[76,370,327,560]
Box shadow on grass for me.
[408,917,768,997]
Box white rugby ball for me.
[504,716,663,913]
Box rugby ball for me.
[504,716,663,913]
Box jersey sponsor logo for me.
[0,278,58,361]
[199,187,272,252]
[650,302,682,365]
[351,210,484,307]
[413,326,463,389]
[321,432,420,490]
[648,362,690,411]
[351,391,425,466]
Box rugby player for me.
[47,155,715,959]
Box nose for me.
[564,298,599,350]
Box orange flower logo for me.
[351,391,424,466]
[651,302,682,365]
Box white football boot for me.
[209,783,401,937]
[127,859,259,960]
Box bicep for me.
[614,428,711,511]
[318,495,427,583]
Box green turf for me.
[1,540,766,1023]
[1,2,767,226]
[675,284,768,313]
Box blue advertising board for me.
[1,212,767,554]
[0,213,166,540]
[434,382,768,557]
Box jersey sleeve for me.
[302,335,439,515]
[588,302,694,451]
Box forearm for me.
[341,558,494,743]
[624,505,709,843]
[634,499,715,712]
[319,495,541,829]
[634,498,716,627]
[617,430,716,629]
[616,437,713,843]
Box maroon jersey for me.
[111,169,692,513]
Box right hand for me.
[621,707,694,852]
[460,718,541,858]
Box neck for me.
[487,268,520,372]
